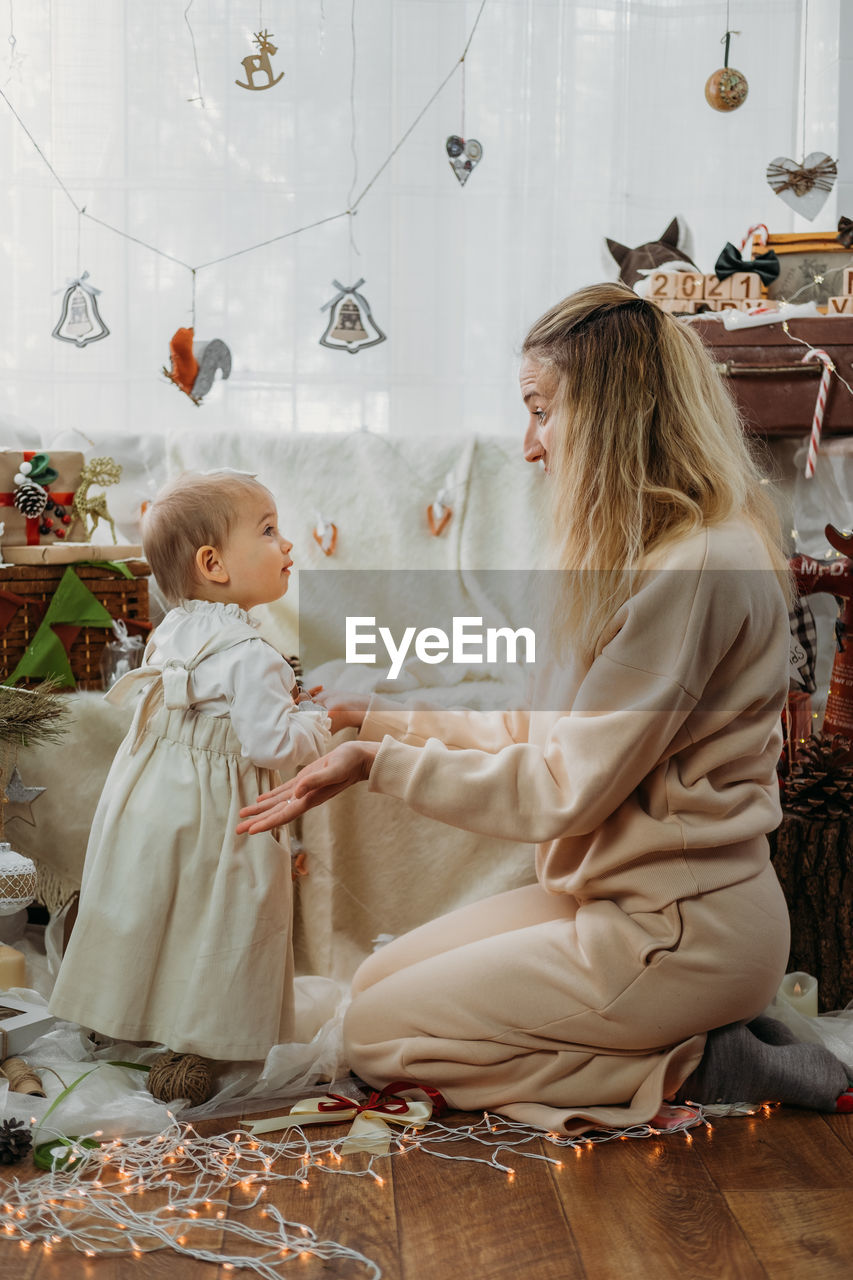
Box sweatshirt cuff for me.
[360,695,428,747]
[367,736,424,802]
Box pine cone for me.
[783,733,853,820]
[0,1117,32,1165]
[12,480,48,518]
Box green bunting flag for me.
[7,567,114,688]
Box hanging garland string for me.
[0,0,489,291]
[183,0,206,109]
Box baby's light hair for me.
[142,470,274,605]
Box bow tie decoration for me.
[714,242,780,286]
[246,1080,446,1155]
[836,217,853,249]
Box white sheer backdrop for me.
[0,0,841,442]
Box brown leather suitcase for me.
[689,316,853,436]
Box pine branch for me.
[0,681,70,749]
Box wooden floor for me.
[1,1104,853,1279]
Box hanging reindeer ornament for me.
[790,524,853,758]
[235,29,284,91]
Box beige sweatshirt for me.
[360,516,790,913]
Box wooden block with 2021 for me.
[675,272,705,302]
[704,274,732,301]
[647,271,679,300]
[730,272,762,301]
[0,450,85,546]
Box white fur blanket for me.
[11,431,544,978]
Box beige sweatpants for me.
[343,861,790,1133]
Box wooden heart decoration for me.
[766,152,837,222]
[446,135,482,187]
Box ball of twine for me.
[0,1056,45,1097]
[148,1051,213,1106]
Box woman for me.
[238,283,850,1132]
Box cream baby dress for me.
[49,601,331,1061]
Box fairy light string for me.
[782,319,853,400]
[0,1103,708,1274]
[0,1,490,299]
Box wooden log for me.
[769,815,853,1012]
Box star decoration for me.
[2,768,45,827]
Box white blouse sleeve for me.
[225,639,332,773]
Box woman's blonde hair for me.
[522,282,790,653]
[142,471,273,605]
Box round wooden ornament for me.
[704,66,748,111]
[705,29,748,112]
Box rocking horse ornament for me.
[235,29,284,91]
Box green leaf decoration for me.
[6,567,114,687]
[25,453,59,486]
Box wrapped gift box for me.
[0,997,55,1057]
[690,316,853,436]
[0,450,85,545]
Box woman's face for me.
[520,354,559,473]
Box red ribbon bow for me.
[317,1079,447,1118]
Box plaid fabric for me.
[789,597,818,693]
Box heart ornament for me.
[766,152,838,221]
[446,135,482,187]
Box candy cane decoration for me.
[739,222,769,253]
[801,347,835,478]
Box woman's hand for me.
[313,691,370,735]
[236,740,379,834]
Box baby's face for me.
[221,492,293,610]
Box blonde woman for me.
[239,284,851,1131]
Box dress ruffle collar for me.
[178,599,259,628]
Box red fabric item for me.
[165,327,199,398]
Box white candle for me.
[0,943,27,990]
[777,971,819,1018]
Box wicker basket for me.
[0,560,150,690]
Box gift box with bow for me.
[0,451,85,546]
[246,1081,445,1155]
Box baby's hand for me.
[293,684,323,705]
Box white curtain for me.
[0,0,835,442]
